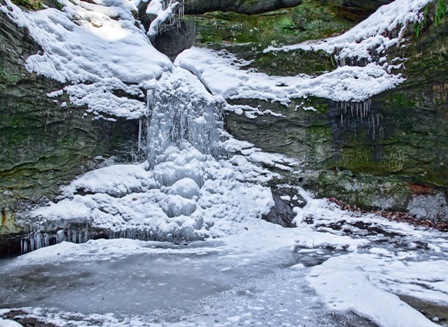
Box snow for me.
[176,47,404,104]
[0,0,171,119]
[308,252,448,327]
[307,262,440,327]
[145,0,163,15]
[265,0,433,62]
[0,317,22,327]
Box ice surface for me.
[2,205,448,327]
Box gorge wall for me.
[0,7,140,237]
[191,0,448,219]
[1,0,447,244]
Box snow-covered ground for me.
[1,199,448,326]
[1,0,447,326]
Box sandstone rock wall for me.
[223,1,448,219]
[0,11,140,234]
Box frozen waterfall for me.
[146,68,225,168]
[17,67,274,254]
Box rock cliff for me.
[214,1,448,219]
[0,7,140,236]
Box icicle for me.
[24,238,28,254]
[138,118,142,152]
[57,229,65,243]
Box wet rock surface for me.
[152,21,196,61]
[262,195,296,228]
[262,186,307,227]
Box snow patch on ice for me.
[307,253,446,327]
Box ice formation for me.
[146,68,224,167]
[22,67,277,246]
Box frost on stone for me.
[407,193,448,220]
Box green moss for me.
[11,0,64,10]
[190,0,357,76]
[252,48,335,76]
[0,70,23,86]
[11,0,44,10]
[383,93,417,109]
[191,0,354,48]
[314,169,411,210]
[0,209,21,234]
[435,0,447,25]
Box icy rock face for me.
[147,68,224,168]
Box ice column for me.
[146,71,224,168]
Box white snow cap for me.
[0,0,172,119]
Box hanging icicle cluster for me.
[20,224,91,254]
[147,0,186,41]
[161,0,185,31]
[331,99,384,141]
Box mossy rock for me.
[10,0,63,10]
[189,0,356,75]
[185,0,303,15]
[0,11,141,234]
